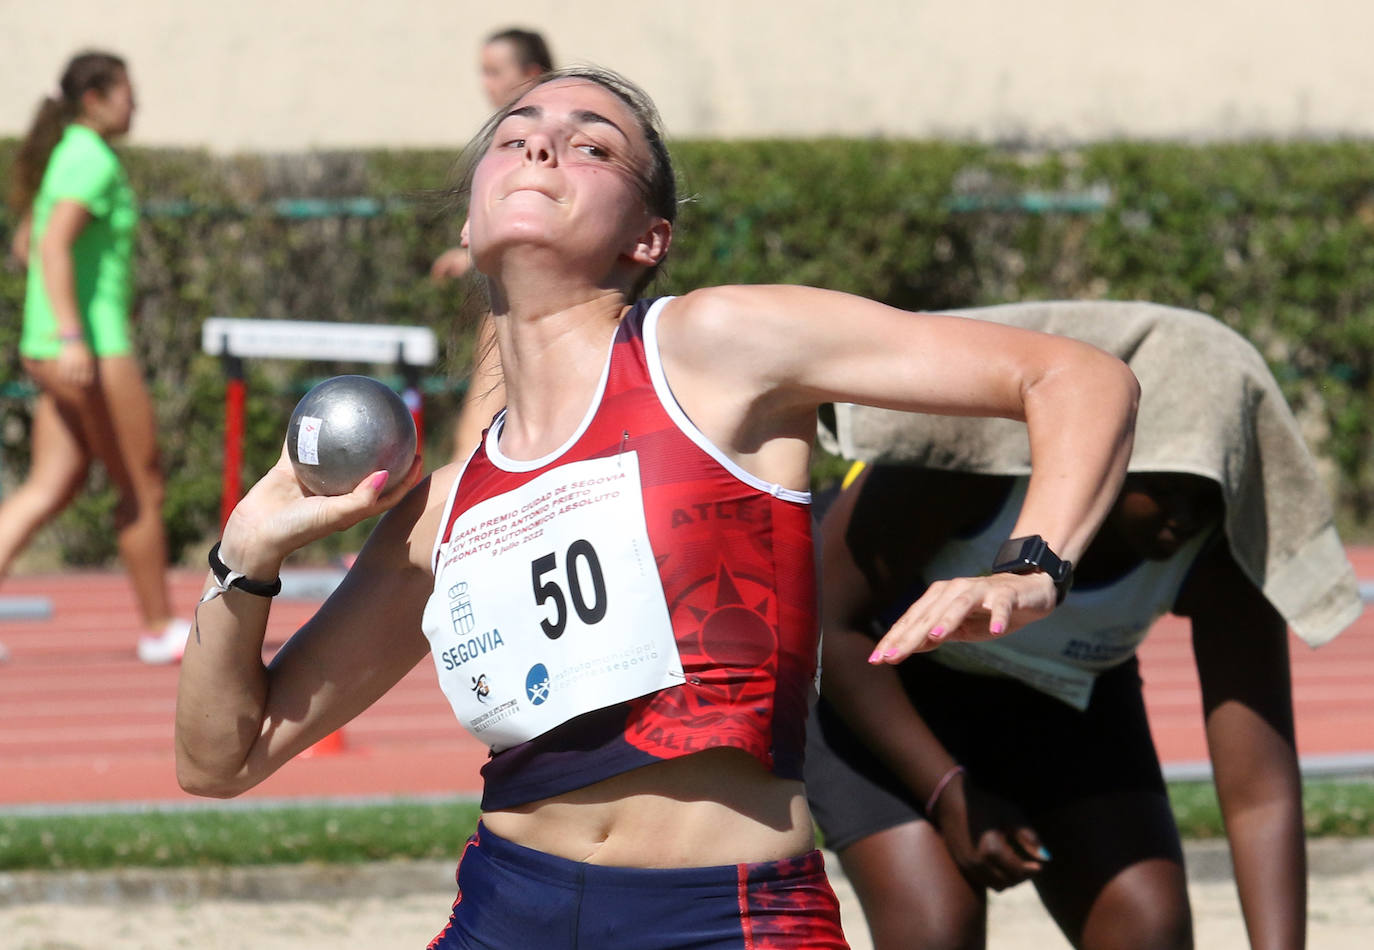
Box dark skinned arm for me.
[1177,540,1305,950]
[818,467,1047,889]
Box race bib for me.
[421,452,683,751]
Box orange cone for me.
[301,728,347,758]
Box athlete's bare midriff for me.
[481,747,815,867]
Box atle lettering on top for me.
[420,452,684,751]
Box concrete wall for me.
[2,0,1370,152]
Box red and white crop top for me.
[420,296,818,810]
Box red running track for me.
[1,553,1372,808]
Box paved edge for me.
[3,839,1373,907]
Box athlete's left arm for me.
[658,285,1138,657]
[8,212,30,265]
[1179,540,1306,950]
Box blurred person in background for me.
[432,28,555,284]
[433,28,555,462]
[2,50,189,666]
[479,28,556,112]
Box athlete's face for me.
[82,70,135,138]
[1106,472,1222,560]
[480,40,540,108]
[466,79,668,284]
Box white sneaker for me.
[137,619,191,665]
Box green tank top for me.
[21,123,138,359]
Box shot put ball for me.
[287,375,417,495]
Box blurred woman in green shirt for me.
[3,51,187,664]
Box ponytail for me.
[8,96,79,217]
[6,50,126,217]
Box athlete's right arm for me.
[174,448,433,798]
[818,471,1046,889]
[38,200,95,387]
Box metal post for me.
[399,344,424,457]
[221,348,245,529]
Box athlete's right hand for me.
[931,771,1050,891]
[429,246,471,282]
[218,443,424,580]
[56,339,95,388]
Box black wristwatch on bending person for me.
[990,535,1074,605]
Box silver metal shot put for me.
[287,375,417,495]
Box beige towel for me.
[818,300,1362,647]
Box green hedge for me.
[2,779,1372,871]
[2,138,1374,565]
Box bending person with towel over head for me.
[806,300,1362,950]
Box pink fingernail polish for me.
[868,649,882,664]
[929,626,945,639]
[882,648,896,658]
[370,471,390,491]
[990,622,1005,634]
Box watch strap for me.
[990,534,1073,605]
[207,541,282,598]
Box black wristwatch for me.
[208,541,282,598]
[990,535,1073,605]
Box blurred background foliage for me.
[2,137,1373,566]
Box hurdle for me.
[201,318,438,757]
[201,318,438,529]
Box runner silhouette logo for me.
[525,664,551,706]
